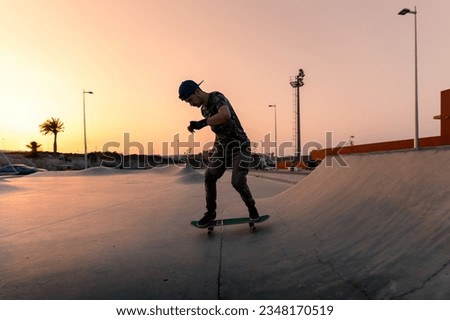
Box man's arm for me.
[187,105,231,133]
[206,105,231,126]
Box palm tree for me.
[26,141,42,158]
[39,117,64,153]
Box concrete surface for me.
[0,148,449,299]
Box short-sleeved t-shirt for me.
[201,91,249,146]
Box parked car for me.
[0,164,46,175]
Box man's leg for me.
[230,145,259,220]
[204,151,226,214]
[196,158,226,228]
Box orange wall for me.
[311,89,450,161]
[441,89,450,144]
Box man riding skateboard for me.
[179,80,260,227]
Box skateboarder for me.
[179,80,260,227]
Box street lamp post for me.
[398,6,419,150]
[83,90,94,169]
[268,104,278,170]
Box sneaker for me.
[248,206,260,222]
[197,211,216,228]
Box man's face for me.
[184,90,201,107]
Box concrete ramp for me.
[220,147,450,299]
[0,148,448,299]
[152,164,204,183]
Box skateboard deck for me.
[191,215,270,234]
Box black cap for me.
[178,80,204,100]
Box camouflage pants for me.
[204,143,256,213]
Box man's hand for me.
[187,119,208,133]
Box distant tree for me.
[39,117,64,153]
[26,141,42,158]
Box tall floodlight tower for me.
[290,69,305,162]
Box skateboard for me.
[190,215,270,234]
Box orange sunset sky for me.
[1,0,449,155]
